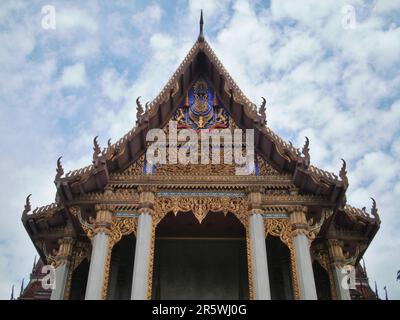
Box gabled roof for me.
[50,29,348,204]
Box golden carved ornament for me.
[63,242,91,300]
[153,196,248,226]
[307,208,333,241]
[70,206,95,240]
[257,157,279,176]
[78,188,139,202]
[327,239,346,268]
[43,237,75,269]
[147,223,156,300]
[246,229,254,300]
[264,218,300,300]
[70,206,138,300]
[110,154,145,180]
[101,216,137,300]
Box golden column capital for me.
[247,187,263,214]
[138,186,156,213]
[327,239,346,268]
[92,205,114,235]
[52,237,75,267]
[289,206,309,236]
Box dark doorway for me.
[152,211,249,300]
[107,234,136,300]
[313,260,332,300]
[69,259,89,300]
[266,236,294,300]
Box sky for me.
[0,0,399,299]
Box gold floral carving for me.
[154,163,238,176]
[101,216,138,300]
[111,154,145,180]
[69,207,95,240]
[257,157,279,176]
[63,242,91,300]
[69,206,138,300]
[246,228,254,300]
[153,196,248,225]
[264,218,300,300]
[146,222,156,300]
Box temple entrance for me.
[313,261,332,300]
[69,259,89,300]
[151,211,249,300]
[266,236,294,300]
[107,234,136,300]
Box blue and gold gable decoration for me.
[172,77,229,130]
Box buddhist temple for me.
[19,12,380,300]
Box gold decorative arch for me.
[69,206,138,299]
[147,196,254,300]
[264,218,300,300]
[153,196,248,226]
[102,217,137,299]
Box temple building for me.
[20,13,380,300]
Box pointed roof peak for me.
[198,9,204,42]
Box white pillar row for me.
[131,188,155,300]
[50,237,74,300]
[249,213,271,300]
[328,240,351,300]
[290,207,318,300]
[85,209,113,300]
[131,212,153,300]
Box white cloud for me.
[132,4,163,32]
[56,7,98,34]
[58,63,87,88]
[100,69,129,103]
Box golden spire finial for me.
[198,10,204,42]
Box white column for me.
[328,240,351,300]
[85,232,110,300]
[249,213,271,300]
[333,266,351,300]
[50,263,69,300]
[131,212,153,300]
[292,233,317,300]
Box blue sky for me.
[0,0,399,299]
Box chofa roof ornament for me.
[21,194,32,222]
[259,97,267,125]
[370,197,380,224]
[301,136,310,167]
[55,156,64,181]
[339,158,349,188]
